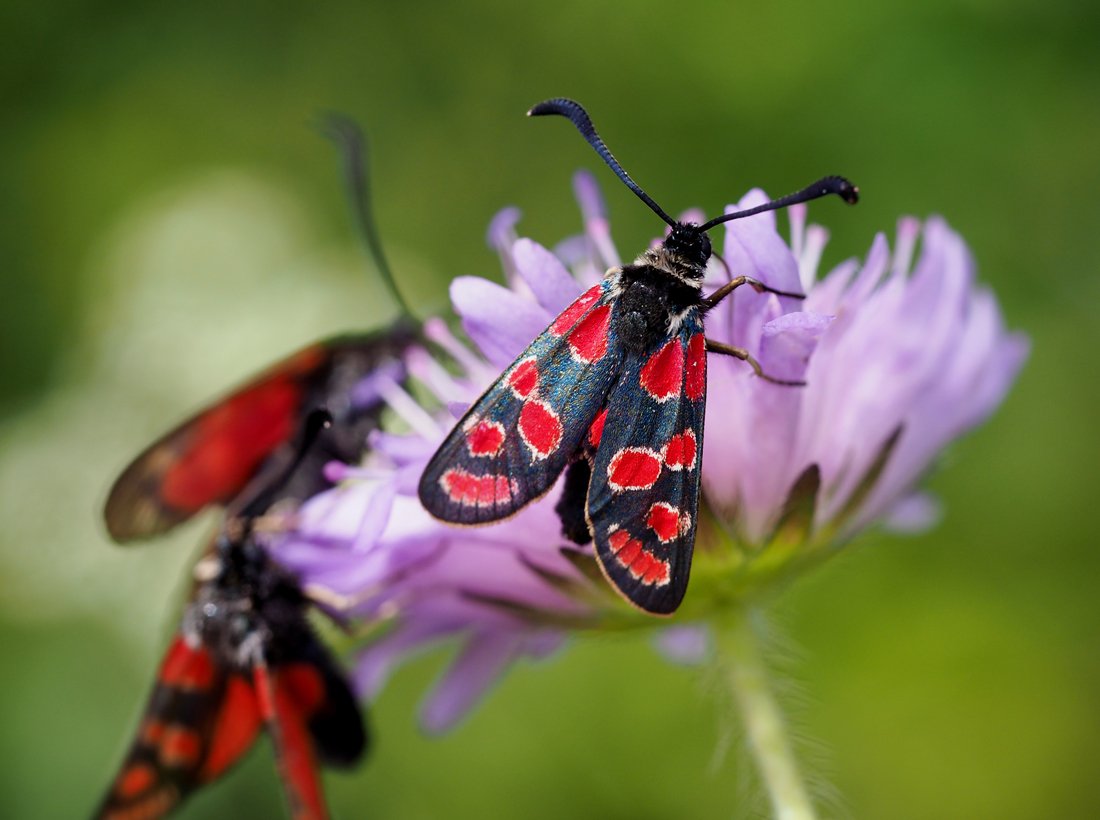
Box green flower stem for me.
[720,607,816,820]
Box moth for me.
[98,116,413,817]
[105,114,417,545]
[97,331,413,819]
[419,98,857,615]
[96,410,368,820]
[103,330,416,544]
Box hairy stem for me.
[719,607,816,820]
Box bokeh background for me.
[2,2,1097,818]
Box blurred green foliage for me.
[2,1,1097,817]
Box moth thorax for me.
[638,246,706,284]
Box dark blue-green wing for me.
[586,318,707,615]
[419,283,622,525]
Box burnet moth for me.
[103,332,415,543]
[105,114,417,545]
[97,117,414,817]
[96,411,367,820]
[419,98,857,615]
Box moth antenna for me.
[320,113,415,320]
[699,176,858,232]
[528,98,678,229]
[234,408,333,525]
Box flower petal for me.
[715,189,804,352]
[881,491,942,534]
[653,624,712,665]
[704,311,831,539]
[419,632,526,734]
[512,238,582,316]
[573,169,620,269]
[450,276,553,367]
[354,619,457,701]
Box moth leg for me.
[303,584,368,624]
[555,459,594,545]
[705,338,807,387]
[702,275,805,310]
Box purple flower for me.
[272,171,1026,729]
[271,321,611,733]
[699,191,1028,561]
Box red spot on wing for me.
[607,448,662,491]
[140,720,165,746]
[506,358,539,399]
[116,763,157,799]
[639,339,684,402]
[685,333,707,401]
[639,555,670,585]
[160,639,216,690]
[567,304,611,362]
[440,468,517,507]
[608,528,642,563]
[199,676,262,781]
[661,429,698,471]
[464,418,506,457]
[588,408,608,450]
[550,285,603,336]
[607,527,671,586]
[646,502,690,543]
[159,725,203,768]
[518,400,563,459]
[106,770,178,814]
[126,791,175,820]
[161,377,304,511]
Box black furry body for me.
[612,256,706,353]
[186,536,328,678]
[556,241,710,548]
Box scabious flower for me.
[271,171,1027,737]
[684,190,1029,607]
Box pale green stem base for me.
[719,607,817,820]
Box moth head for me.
[664,224,712,273]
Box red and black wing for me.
[253,646,367,820]
[96,636,366,820]
[418,283,622,523]
[586,319,707,615]
[95,638,265,820]
[281,641,368,769]
[105,330,415,543]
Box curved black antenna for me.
[320,113,414,319]
[236,408,333,524]
[700,176,858,232]
[528,98,678,229]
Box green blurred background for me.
[2,1,1097,817]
